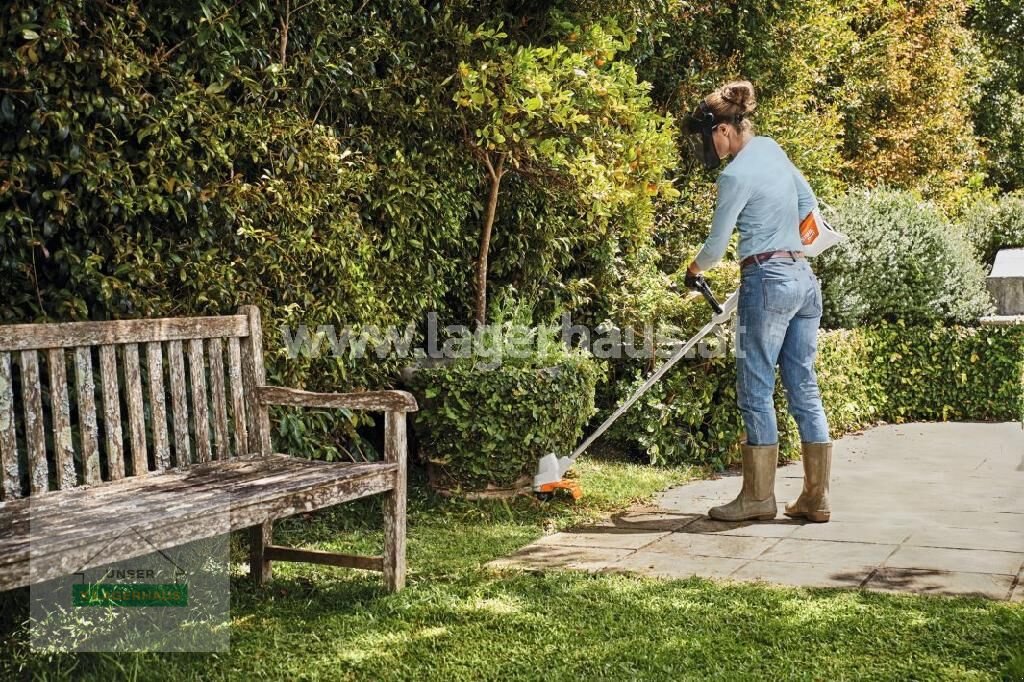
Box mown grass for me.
[2,458,1021,681]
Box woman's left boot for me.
[784,442,832,523]
[708,443,778,521]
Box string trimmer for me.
[533,277,738,500]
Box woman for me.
[684,80,832,523]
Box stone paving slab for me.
[609,551,747,580]
[757,538,898,566]
[865,568,1016,600]
[640,532,780,560]
[489,422,1024,600]
[532,529,669,551]
[883,545,1024,576]
[731,560,873,589]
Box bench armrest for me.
[256,386,418,413]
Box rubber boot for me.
[784,442,832,523]
[708,443,778,521]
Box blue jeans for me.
[735,257,830,445]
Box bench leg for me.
[250,521,273,585]
[383,411,407,592]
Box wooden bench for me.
[0,306,415,593]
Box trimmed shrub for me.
[815,189,994,328]
[867,322,1024,423]
[815,328,882,434]
[606,351,800,470]
[406,315,601,491]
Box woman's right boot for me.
[784,442,832,523]
[708,443,778,521]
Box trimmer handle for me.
[692,275,723,315]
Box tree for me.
[451,17,678,327]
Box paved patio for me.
[492,422,1024,600]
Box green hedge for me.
[866,322,1024,423]
[407,353,601,491]
[608,322,1024,468]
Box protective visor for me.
[685,101,742,171]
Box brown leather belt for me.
[740,250,805,268]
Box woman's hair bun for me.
[720,80,757,115]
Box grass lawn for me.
[2,458,1022,681]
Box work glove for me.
[683,270,704,291]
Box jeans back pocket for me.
[762,275,804,315]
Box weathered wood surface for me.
[46,349,77,489]
[145,342,171,470]
[264,545,384,572]
[0,306,409,594]
[226,337,248,457]
[239,306,271,456]
[0,316,249,352]
[167,340,191,467]
[186,338,212,463]
[0,456,398,590]
[207,338,229,460]
[99,345,124,481]
[19,351,47,494]
[74,347,101,485]
[383,410,408,592]
[250,521,272,585]
[0,462,395,577]
[257,386,419,413]
[0,353,20,499]
[122,344,149,477]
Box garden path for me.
[492,422,1024,600]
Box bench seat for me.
[0,455,398,591]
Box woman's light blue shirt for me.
[694,136,818,271]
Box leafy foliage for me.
[969,0,1024,192]
[406,316,601,489]
[959,191,1024,266]
[606,321,1024,468]
[868,322,1024,423]
[452,16,678,325]
[605,347,800,469]
[815,188,993,328]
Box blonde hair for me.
[701,80,757,133]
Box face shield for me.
[685,101,742,171]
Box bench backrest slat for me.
[187,338,212,464]
[20,350,47,494]
[240,306,271,456]
[0,353,20,498]
[167,339,191,468]
[74,347,101,486]
[226,337,248,457]
[123,343,148,477]
[145,341,171,470]
[99,345,125,481]
[46,348,77,489]
[208,338,229,461]
[0,307,265,499]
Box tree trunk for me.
[279,0,290,66]
[473,154,505,328]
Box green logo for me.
[72,583,188,607]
